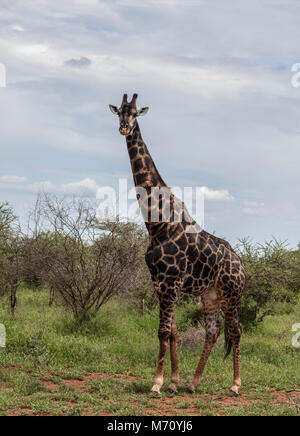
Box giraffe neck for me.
[126,123,196,238]
[126,122,166,189]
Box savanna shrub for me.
[236,239,300,327]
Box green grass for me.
[0,288,299,416]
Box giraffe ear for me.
[109,105,119,115]
[137,107,149,117]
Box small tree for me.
[0,203,16,236]
[0,203,24,316]
[34,195,147,325]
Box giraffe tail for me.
[224,321,232,360]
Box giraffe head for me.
[109,93,149,136]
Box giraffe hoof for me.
[229,390,239,398]
[187,385,195,394]
[167,383,178,394]
[151,384,161,395]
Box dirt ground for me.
[3,368,300,416]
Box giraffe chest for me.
[145,242,187,280]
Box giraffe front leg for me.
[187,338,217,393]
[151,331,169,395]
[151,291,176,395]
[167,314,179,394]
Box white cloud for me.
[242,200,265,216]
[243,200,264,208]
[242,207,259,216]
[10,24,24,32]
[0,176,28,183]
[60,178,100,195]
[198,187,234,202]
[0,176,100,197]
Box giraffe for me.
[109,93,245,397]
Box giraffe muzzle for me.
[119,128,129,136]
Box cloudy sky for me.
[0,0,299,246]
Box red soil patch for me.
[66,402,78,408]
[40,380,58,391]
[64,379,87,392]
[31,412,56,416]
[84,372,101,380]
[271,390,300,403]
[1,365,22,372]
[8,408,32,416]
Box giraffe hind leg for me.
[223,307,242,396]
[187,289,221,393]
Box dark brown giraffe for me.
[109,94,245,397]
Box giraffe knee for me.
[206,326,220,343]
[158,327,171,340]
[225,318,242,348]
[225,317,242,337]
[205,317,221,342]
[170,322,178,338]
